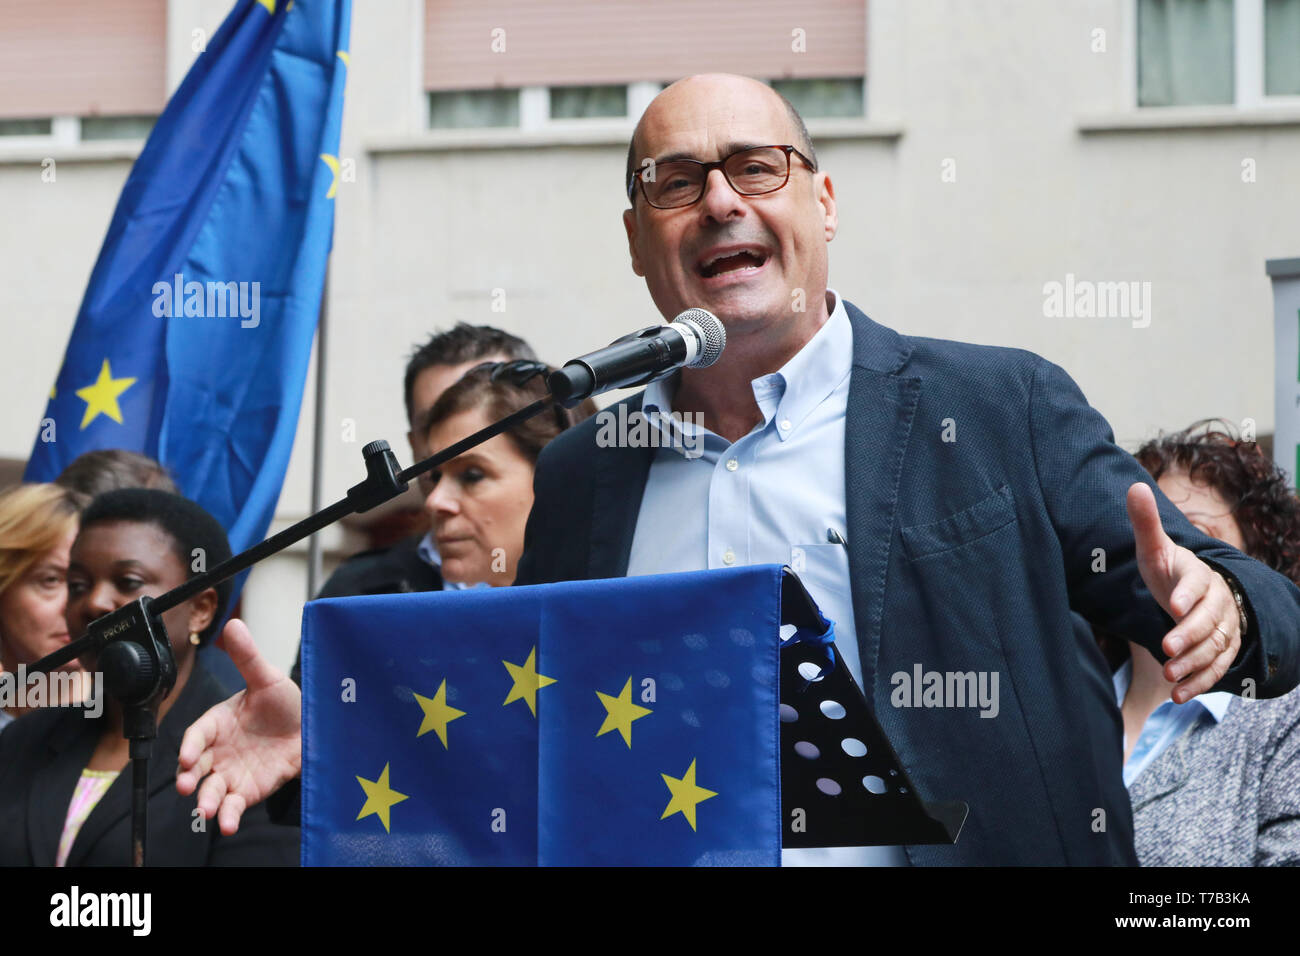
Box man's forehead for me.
[637,87,791,159]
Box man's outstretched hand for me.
[1127,482,1243,703]
[176,618,302,835]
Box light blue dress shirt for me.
[1112,658,1234,787]
[626,290,907,867]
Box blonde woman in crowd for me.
[0,483,92,731]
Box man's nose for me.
[697,167,746,222]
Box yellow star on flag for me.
[320,154,340,199]
[596,677,652,747]
[502,646,555,716]
[413,679,465,748]
[75,359,136,430]
[660,759,718,832]
[356,762,408,833]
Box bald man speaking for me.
[180,74,1300,867]
[511,74,1300,865]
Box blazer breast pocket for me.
[900,485,1018,561]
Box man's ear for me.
[623,208,646,277]
[817,172,838,243]
[186,587,219,642]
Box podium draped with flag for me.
[300,566,809,866]
[24,0,351,563]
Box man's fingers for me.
[176,747,212,797]
[1162,578,1231,657]
[218,618,281,692]
[195,770,228,821]
[177,708,220,771]
[1166,561,1213,622]
[1126,482,1170,563]
[1172,642,1237,703]
[218,793,248,837]
[1164,612,1230,682]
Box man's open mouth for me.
[697,249,769,278]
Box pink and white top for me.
[56,769,118,867]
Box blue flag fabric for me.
[24,0,350,562]
[301,566,792,866]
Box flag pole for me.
[307,263,330,599]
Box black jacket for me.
[0,662,299,866]
[318,533,443,600]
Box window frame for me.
[1131,0,1300,109]
[426,81,663,133]
[0,115,157,148]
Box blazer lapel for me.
[27,712,95,867]
[842,301,920,712]
[65,751,134,866]
[588,392,655,580]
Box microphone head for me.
[673,308,726,368]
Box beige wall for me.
[0,0,1296,670]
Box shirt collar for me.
[1111,657,1233,723]
[417,530,439,568]
[641,288,852,445]
[753,288,852,441]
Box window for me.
[1137,0,1300,106]
[80,114,156,141]
[1138,0,1235,105]
[1265,0,1300,94]
[549,85,627,121]
[427,84,652,131]
[421,1,868,130]
[0,0,165,120]
[770,78,865,118]
[0,118,52,136]
[0,0,165,147]
[428,89,520,129]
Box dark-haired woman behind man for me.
[1114,420,1300,866]
[0,489,298,865]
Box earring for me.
[189,632,201,646]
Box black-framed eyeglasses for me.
[628,144,817,209]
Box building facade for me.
[1,0,1298,669]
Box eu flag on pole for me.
[300,566,792,866]
[24,0,351,560]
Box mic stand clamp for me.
[86,597,178,867]
[347,440,408,513]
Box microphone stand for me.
[28,362,564,866]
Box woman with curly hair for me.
[1119,420,1300,865]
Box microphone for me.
[547,308,726,406]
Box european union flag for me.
[24,0,350,561]
[300,566,796,866]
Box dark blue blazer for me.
[515,302,1300,865]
